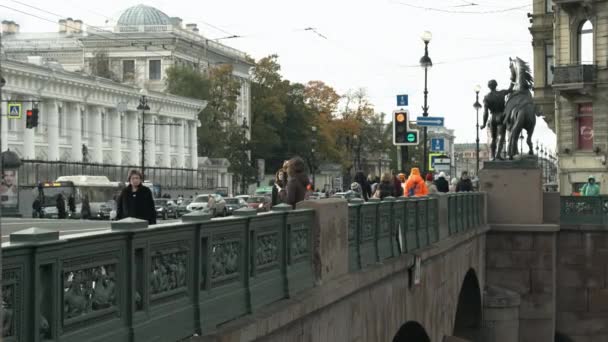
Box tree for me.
[250,55,289,168]
[88,50,117,81]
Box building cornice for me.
[1,58,206,119]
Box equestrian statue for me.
[481,57,541,160]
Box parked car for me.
[235,195,250,202]
[331,191,357,200]
[176,199,192,217]
[186,194,227,217]
[224,197,247,214]
[247,196,272,212]
[97,200,116,220]
[155,199,178,220]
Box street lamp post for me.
[311,126,317,189]
[519,135,524,155]
[241,118,249,195]
[474,85,482,175]
[420,31,433,175]
[137,89,151,179]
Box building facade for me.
[2,4,253,137]
[0,58,212,187]
[454,143,490,178]
[530,0,608,194]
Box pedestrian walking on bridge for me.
[581,176,600,196]
[117,170,156,225]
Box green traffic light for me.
[407,132,416,142]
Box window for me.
[546,0,553,13]
[121,114,127,140]
[149,60,161,80]
[577,103,593,150]
[81,110,86,137]
[122,60,135,81]
[101,113,108,139]
[579,20,593,64]
[545,44,554,85]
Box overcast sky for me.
[1,0,556,151]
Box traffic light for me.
[31,108,39,128]
[393,109,419,146]
[26,108,39,129]
[26,109,33,129]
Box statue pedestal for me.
[479,157,543,224]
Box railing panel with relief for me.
[346,193,485,273]
[560,196,608,225]
[1,207,314,342]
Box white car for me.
[186,194,227,217]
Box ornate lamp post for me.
[420,31,433,174]
[241,118,249,195]
[474,84,482,175]
[137,89,150,179]
[519,135,524,155]
[311,126,317,188]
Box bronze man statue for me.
[480,79,514,160]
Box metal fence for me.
[2,193,486,341]
[17,160,221,190]
[560,196,608,225]
[348,192,485,272]
[2,207,315,342]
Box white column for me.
[161,118,171,167]
[23,96,36,159]
[128,111,140,166]
[177,120,185,168]
[111,109,121,164]
[90,106,103,163]
[47,100,60,160]
[190,121,197,169]
[145,115,156,168]
[70,103,83,161]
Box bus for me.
[39,175,125,219]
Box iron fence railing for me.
[1,208,314,341]
[348,192,485,271]
[2,192,487,341]
[17,159,221,190]
[560,196,608,225]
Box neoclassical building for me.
[1,59,204,169]
[530,0,608,194]
[2,4,253,133]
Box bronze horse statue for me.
[504,57,541,159]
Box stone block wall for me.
[485,229,557,342]
[556,230,608,340]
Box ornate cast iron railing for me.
[560,196,608,225]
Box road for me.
[2,217,181,243]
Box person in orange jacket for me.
[404,167,429,197]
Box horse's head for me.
[509,57,518,82]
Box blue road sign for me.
[416,116,444,127]
[431,138,445,152]
[396,94,408,107]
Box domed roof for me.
[117,4,171,26]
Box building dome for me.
[117,4,171,26]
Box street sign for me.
[429,153,449,171]
[416,116,444,127]
[431,138,445,152]
[396,94,408,107]
[7,103,21,119]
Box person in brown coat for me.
[285,157,309,208]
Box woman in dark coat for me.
[116,169,156,225]
[271,168,288,206]
[56,194,67,219]
[354,171,371,201]
[285,157,309,208]
[378,172,397,200]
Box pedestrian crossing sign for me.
[7,103,21,119]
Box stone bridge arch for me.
[393,321,431,342]
[452,268,483,341]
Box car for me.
[224,197,247,214]
[154,199,178,220]
[235,195,250,202]
[186,194,227,217]
[176,199,192,217]
[331,191,358,200]
[97,200,116,220]
[246,196,272,212]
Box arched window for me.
[579,20,593,64]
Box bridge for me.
[2,164,607,341]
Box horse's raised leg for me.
[527,127,535,155]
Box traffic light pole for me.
[401,146,408,173]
